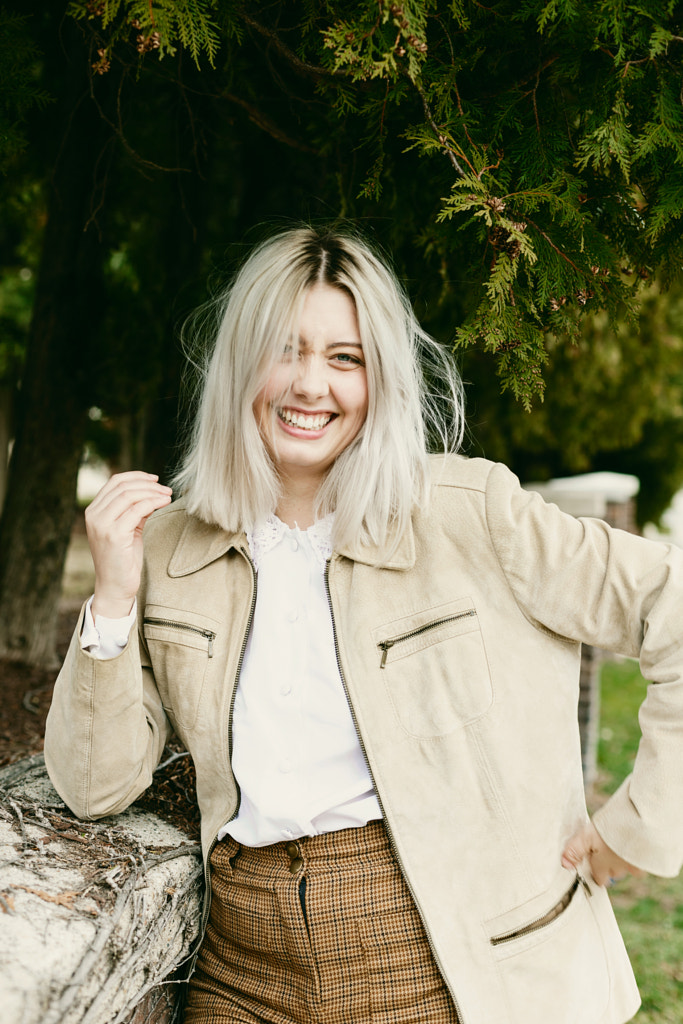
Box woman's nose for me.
[293,354,329,399]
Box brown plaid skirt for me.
[184,820,458,1023]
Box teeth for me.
[279,409,332,431]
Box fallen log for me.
[0,754,202,1024]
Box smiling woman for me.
[44,226,683,1024]
[172,227,463,556]
[252,284,368,526]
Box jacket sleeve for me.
[485,460,683,877]
[44,602,172,820]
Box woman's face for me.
[253,283,368,490]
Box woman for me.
[45,227,683,1024]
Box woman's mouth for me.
[277,408,335,431]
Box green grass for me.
[595,658,683,1022]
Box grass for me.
[595,658,683,1022]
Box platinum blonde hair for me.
[173,226,464,555]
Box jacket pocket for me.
[490,874,590,947]
[486,872,610,1022]
[372,597,493,737]
[142,604,219,729]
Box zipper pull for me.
[203,632,214,658]
[379,641,394,669]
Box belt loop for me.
[226,837,241,872]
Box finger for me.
[86,488,173,534]
[87,472,170,512]
[88,495,172,544]
[561,823,593,870]
[88,478,171,512]
[115,497,172,536]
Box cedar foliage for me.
[66,0,683,408]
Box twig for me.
[241,13,340,80]
[8,798,28,847]
[526,217,584,275]
[22,814,91,845]
[413,80,469,178]
[0,892,15,914]
[155,750,191,773]
[0,752,46,790]
[622,57,651,77]
[223,91,318,153]
[532,65,542,135]
[144,845,202,870]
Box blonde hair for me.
[173,226,464,554]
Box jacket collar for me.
[335,519,416,570]
[167,507,416,576]
[168,514,246,578]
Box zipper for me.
[227,547,258,818]
[378,609,476,668]
[490,874,591,947]
[324,559,465,1024]
[142,616,216,658]
[190,547,258,973]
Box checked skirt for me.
[184,820,458,1024]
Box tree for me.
[67,0,683,401]
[0,8,115,664]
[463,280,683,524]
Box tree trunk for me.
[0,384,12,514]
[0,19,109,665]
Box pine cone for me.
[485,196,506,213]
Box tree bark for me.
[0,18,110,665]
[0,754,202,1024]
[0,384,12,514]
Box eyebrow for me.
[295,337,363,350]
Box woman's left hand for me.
[561,821,644,886]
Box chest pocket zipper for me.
[378,610,477,668]
[142,616,216,657]
[490,875,591,947]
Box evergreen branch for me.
[223,92,318,153]
[413,80,468,178]
[621,58,650,76]
[526,218,583,277]
[240,13,339,80]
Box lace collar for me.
[246,513,334,571]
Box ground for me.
[0,515,200,840]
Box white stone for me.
[526,471,640,518]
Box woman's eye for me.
[333,352,362,366]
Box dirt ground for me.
[0,515,200,839]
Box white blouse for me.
[81,515,382,846]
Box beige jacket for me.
[46,456,683,1024]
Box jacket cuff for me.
[592,777,683,878]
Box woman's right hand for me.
[85,472,173,619]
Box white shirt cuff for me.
[80,596,137,660]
